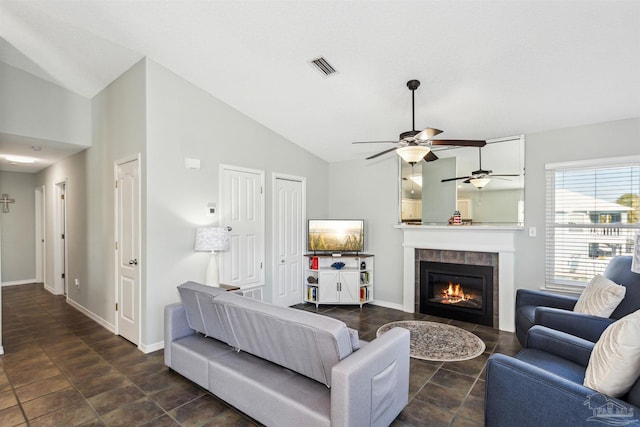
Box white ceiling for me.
[1,0,639,167]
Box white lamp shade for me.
[470,177,491,189]
[633,233,640,274]
[397,145,431,164]
[195,227,230,251]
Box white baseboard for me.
[370,300,405,311]
[44,284,61,295]
[66,297,116,333]
[140,341,164,354]
[1,279,37,287]
[0,346,4,355]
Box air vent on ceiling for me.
[309,57,337,77]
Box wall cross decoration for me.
[1,194,15,213]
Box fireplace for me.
[420,261,494,326]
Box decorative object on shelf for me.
[377,321,485,362]
[194,226,231,286]
[1,194,15,213]
[307,276,317,284]
[360,261,366,269]
[331,262,345,270]
[633,233,640,274]
[453,210,461,225]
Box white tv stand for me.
[304,254,374,308]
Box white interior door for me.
[35,185,46,284]
[220,165,265,287]
[54,181,66,295]
[116,158,140,345]
[272,175,305,306]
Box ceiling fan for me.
[441,147,521,189]
[353,79,486,164]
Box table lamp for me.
[195,227,230,286]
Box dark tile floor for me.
[0,284,520,426]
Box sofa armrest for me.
[164,303,196,367]
[516,289,578,311]
[486,353,640,427]
[526,326,594,366]
[330,327,410,427]
[534,307,615,342]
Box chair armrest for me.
[516,289,578,311]
[486,354,640,427]
[534,307,615,342]
[164,303,196,367]
[331,327,410,427]
[526,326,594,366]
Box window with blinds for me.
[545,156,640,289]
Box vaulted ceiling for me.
[1,0,639,165]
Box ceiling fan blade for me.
[415,127,444,141]
[352,141,400,144]
[463,178,472,184]
[441,176,472,182]
[366,146,399,160]
[490,174,522,177]
[423,151,439,162]
[430,139,487,147]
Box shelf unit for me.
[304,254,374,308]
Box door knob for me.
[129,259,138,265]
[281,259,286,263]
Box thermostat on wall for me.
[185,157,201,170]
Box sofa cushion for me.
[177,281,228,342]
[212,292,353,387]
[584,309,640,397]
[574,274,626,317]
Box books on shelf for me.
[360,286,370,302]
[360,271,370,284]
[307,286,317,302]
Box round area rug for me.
[377,321,486,362]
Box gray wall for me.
[0,171,36,283]
[0,62,91,146]
[144,60,330,345]
[328,117,640,307]
[35,59,147,326]
[328,158,403,307]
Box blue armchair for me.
[515,256,640,346]
[486,326,640,427]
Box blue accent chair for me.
[515,256,640,346]
[486,326,640,427]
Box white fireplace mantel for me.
[397,225,519,331]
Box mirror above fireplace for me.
[399,135,525,227]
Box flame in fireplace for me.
[441,282,473,304]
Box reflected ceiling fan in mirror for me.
[353,79,486,164]
[441,147,522,189]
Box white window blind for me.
[545,156,640,289]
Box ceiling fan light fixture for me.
[397,145,430,164]
[470,177,491,189]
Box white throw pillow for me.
[573,274,625,317]
[584,310,640,397]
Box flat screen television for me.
[307,219,364,253]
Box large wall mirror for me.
[400,135,525,226]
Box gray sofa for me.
[164,282,410,426]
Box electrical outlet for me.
[529,227,537,237]
[74,278,80,288]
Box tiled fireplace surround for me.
[399,225,517,331]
